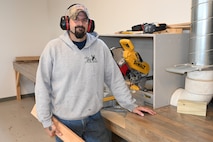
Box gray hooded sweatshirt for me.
[35,32,137,128]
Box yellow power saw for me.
[111,39,151,91]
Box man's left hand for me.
[133,106,156,117]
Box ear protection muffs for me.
[60,16,70,31]
[60,4,95,33]
[87,19,95,33]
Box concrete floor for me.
[0,96,127,142]
[0,96,54,142]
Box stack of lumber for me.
[155,22,191,34]
[115,22,191,34]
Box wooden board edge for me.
[31,104,85,142]
[177,100,207,116]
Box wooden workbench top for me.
[101,104,213,142]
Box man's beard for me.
[74,26,86,39]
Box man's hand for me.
[133,106,156,117]
[45,124,62,137]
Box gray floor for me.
[0,96,54,142]
[0,95,128,142]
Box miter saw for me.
[111,39,152,91]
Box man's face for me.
[70,11,88,39]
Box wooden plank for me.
[31,105,84,142]
[177,100,207,116]
[167,25,190,30]
[15,56,40,62]
[167,22,191,30]
[167,22,190,27]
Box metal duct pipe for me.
[189,0,213,65]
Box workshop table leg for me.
[15,71,21,100]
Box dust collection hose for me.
[170,0,213,106]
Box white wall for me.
[0,0,191,99]
[0,0,49,98]
[48,0,191,36]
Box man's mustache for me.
[75,26,85,30]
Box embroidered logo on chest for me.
[85,55,97,63]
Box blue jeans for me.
[54,111,111,142]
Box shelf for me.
[100,33,190,108]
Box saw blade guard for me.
[110,39,151,91]
[120,39,150,75]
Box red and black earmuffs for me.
[60,4,95,33]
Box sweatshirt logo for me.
[85,55,97,63]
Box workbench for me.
[13,61,38,100]
[102,105,213,142]
[13,61,213,142]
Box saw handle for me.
[119,39,134,51]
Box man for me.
[35,3,156,142]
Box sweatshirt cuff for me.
[127,103,138,112]
[42,119,53,128]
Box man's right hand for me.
[45,124,62,137]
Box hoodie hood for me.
[59,31,99,49]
